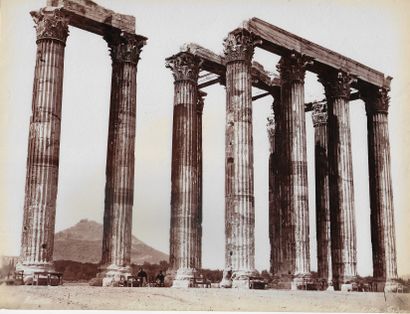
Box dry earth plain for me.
[0,284,409,312]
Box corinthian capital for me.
[165,52,201,83]
[223,29,258,64]
[312,101,328,127]
[105,32,146,65]
[30,7,69,44]
[361,86,390,115]
[278,52,312,84]
[318,70,355,101]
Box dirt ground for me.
[0,284,409,312]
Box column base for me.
[384,279,401,292]
[338,276,358,292]
[291,273,313,290]
[371,278,401,292]
[231,270,258,289]
[172,268,196,288]
[96,264,132,287]
[220,277,232,288]
[219,267,233,288]
[15,261,55,285]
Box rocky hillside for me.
[53,219,168,264]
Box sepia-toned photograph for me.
[0,0,409,312]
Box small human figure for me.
[155,270,165,287]
[118,275,126,287]
[137,268,148,287]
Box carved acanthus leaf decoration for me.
[30,7,69,44]
[165,52,201,83]
[318,70,354,101]
[105,32,146,65]
[223,29,259,63]
[278,52,313,84]
[361,86,390,114]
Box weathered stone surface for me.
[18,0,147,287]
[277,52,311,288]
[312,102,333,290]
[47,0,135,35]
[196,91,205,271]
[98,31,145,286]
[267,91,283,276]
[319,70,357,290]
[223,29,257,288]
[362,86,399,292]
[16,7,69,282]
[183,43,278,93]
[244,17,391,89]
[166,52,201,287]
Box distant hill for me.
[53,219,168,264]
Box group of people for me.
[134,268,165,287]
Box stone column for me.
[362,86,398,292]
[277,52,311,289]
[318,70,357,291]
[221,73,235,288]
[312,102,333,290]
[166,52,201,288]
[99,31,146,286]
[223,29,257,288]
[195,90,205,270]
[272,90,284,278]
[16,7,69,284]
[267,112,275,274]
[267,92,283,276]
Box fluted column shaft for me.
[278,53,311,282]
[101,32,145,272]
[195,91,205,270]
[268,93,282,275]
[225,80,235,272]
[319,70,357,290]
[167,52,200,286]
[268,128,276,274]
[17,7,69,279]
[312,102,333,288]
[223,30,256,284]
[363,86,398,291]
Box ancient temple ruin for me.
[166,18,398,292]
[16,0,398,292]
[16,0,146,286]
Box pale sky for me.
[1,0,409,276]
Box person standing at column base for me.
[326,280,335,291]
